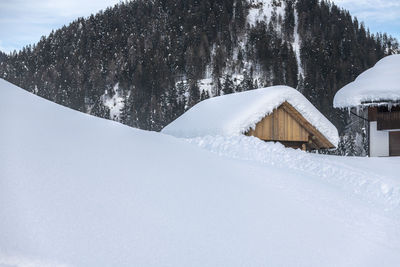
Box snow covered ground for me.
[1,78,400,267]
[186,136,400,211]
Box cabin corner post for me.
[368,117,371,157]
[366,106,371,157]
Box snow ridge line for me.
[185,135,400,211]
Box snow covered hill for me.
[1,78,400,267]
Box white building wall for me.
[370,121,389,157]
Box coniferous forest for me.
[0,0,398,155]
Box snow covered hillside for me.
[1,78,400,267]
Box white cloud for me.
[333,0,400,21]
[0,0,120,18]
[0,0,120,53]
[332,0,400,39]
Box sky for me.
[0,0,120,53]
[333,0,400,40]
[0,0,399,53]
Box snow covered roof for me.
[162,86,339,146]
[334,54,400,108]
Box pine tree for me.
[222,75,234,95]
[214,77,222,96]
[241,71,254,91]
[188,81,200,107]
[283,0,295,41]
[200,90,210,101]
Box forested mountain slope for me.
[0,0,398,154]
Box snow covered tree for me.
[222,75,234,95]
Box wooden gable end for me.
[246,102,335,150]
[246,104,309,142]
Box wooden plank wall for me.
[247,106,309,142]
[377,106,400,130]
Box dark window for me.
[389,131,400,156]
[377,106,400,130]
[368,107,377,121]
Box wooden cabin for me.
[245,101,335,151]
[162,85,338,152]
[334,55,400,157]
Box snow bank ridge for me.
[187,135,400,211]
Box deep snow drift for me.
[334,54,400,108]
[1,78,400,267]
